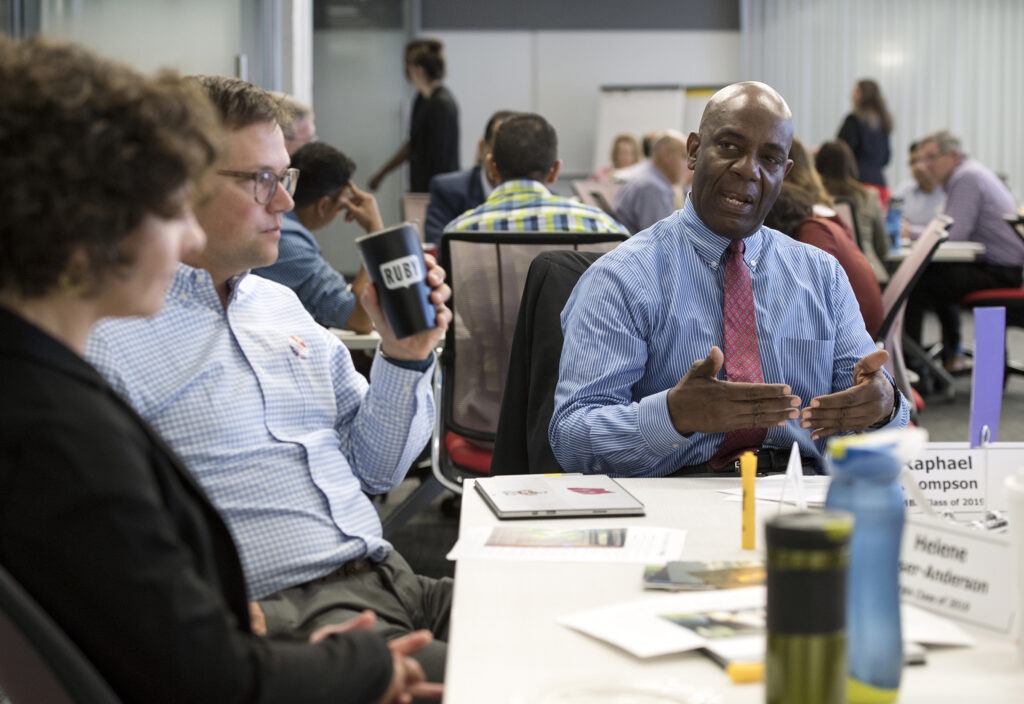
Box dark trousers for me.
[259,551,452,683]
[904,262,1022,361]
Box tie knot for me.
[728,239,745,257]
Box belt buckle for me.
[731,449,761,474]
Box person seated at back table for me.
[893,140,946,242]
[785,137,851,235]
[765,182,883,337]
[278,92,317,155]
[904,129,1024,374]
[0,35,439,704]
[816,139,890,285]
[424,109,518,247]
[613,130,689,234]
[86,74,454,685]
[254,141,377,333]
[550,81,909,478]
[592,131,642,183]
[444,112,627,235]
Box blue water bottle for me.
[824,430,911,704]
[885,197,902,251]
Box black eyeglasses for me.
[216,167,300,205]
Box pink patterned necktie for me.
[710,239,767,469]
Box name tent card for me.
[900,514,1014,633]
[902,442,1024,517]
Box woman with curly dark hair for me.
[0,36,439,704]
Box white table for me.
[444,478,1024,703]
[886,240,986,263]
[329,328,381,351]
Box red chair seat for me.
[961,288,1024,306]
[444,432,492,475]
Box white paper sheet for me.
[718,474,830,507]
[559,587,766,658]
[446,525,686,563]
[559,585,974,659]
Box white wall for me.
[311,28,740,273]
[742,0,1024,200]
[40,0,242,76]
[311,28,410,275]
[438,30,741,176]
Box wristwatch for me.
[869,379,900,429]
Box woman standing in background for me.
[837,78,893,207]
[370,38,460,193]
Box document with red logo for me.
[473,473,645,519]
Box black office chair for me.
[380,232,626,531]
[874,215,952,415]
[491,249,608,474]
[0,563,121,704]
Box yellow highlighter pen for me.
[726,661,764,684]
[741,450,756,550]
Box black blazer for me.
[425,166,486,247]
[0,308,391,704]
[491,250,604,475]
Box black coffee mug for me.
[356,223,436,339]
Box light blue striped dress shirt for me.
[551,200,909,477]
[86,264,434,599]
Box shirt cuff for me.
[638,390,694,455]
[377,347,435,373]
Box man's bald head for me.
[651,129,688,185]
[698,81,793,141]
[686,81,794,240]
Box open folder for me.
[474,474,646,519]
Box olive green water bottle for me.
[765,511,853,704]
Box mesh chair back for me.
[0,564,121,704]
[440,232,626,444]
[570,180,622,218]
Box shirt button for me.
[672,443,680,449]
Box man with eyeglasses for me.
[904,129,1024,374]
[86,75,454,685]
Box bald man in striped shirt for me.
[551,82,908,478]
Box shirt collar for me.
[488,179,551,201]
[679,197,766,269]
[169,263,247,310]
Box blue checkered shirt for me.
[86,265,434,599]
[444,179,629,234]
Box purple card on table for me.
[969,306,1006,447]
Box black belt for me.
[306,558,375,586]
[670,448,819,477]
